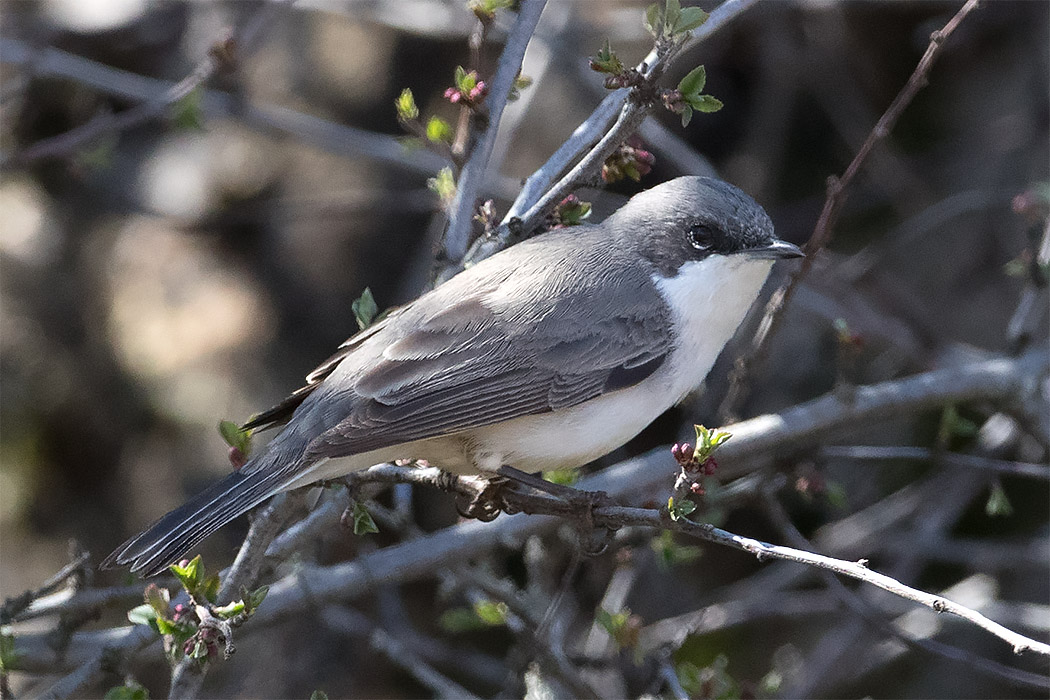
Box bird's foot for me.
[454,476,508,522]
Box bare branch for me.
[442,0,549,263]
[719,0,984,420]
[759,484,1050,692]
[1,0,295,168]
[821,445,1050,480]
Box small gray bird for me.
[105,176,802,576]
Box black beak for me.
[746,239,805,260]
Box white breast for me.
[465,255,775,473]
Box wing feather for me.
[255,228,676,461]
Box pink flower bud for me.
[228,446,247,469]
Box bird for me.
[104,176,803,576]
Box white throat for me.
[653,255,774,404]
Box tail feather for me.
[103,467,292,577]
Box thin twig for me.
[442,0,549,263]
[601,504,1050,658]
[759,484,1050,692]
[3,0,295,168]
[455,0,759,272]
[820,445,1050,480]
[1,550,90,624]
[168,493,303,699]
[718,0,984,421]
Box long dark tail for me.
[102,465,295,577]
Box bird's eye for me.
[688,223,716,251]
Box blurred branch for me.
[1,0,295,168]
[321,605,484,700]
[1,549,90,625]
[0,38,483,183]
[1006,215,1050,351]
[759,483,1050,692]
[37,625,158,700]
[820,445,1050,480]
[719,0,984,421]
[443,0,549,263]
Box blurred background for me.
[1,0,1048,698]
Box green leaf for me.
[454,65,467,89]
[352,287,378,330]
[556,198,592,226]
[172,87,205,131]
[694,425,731,462]
[543,467,580,486]
[213,600,245,619]
[154,616,184,635]
[247,585,269,612]
[664,0,681,35]
[218,420,252,455]
[425,115,454,144]
[644,3,662,36]
[680,104,693,127]
[395,88,419,121]
[351,501,379,535]
[652,530,702,568]
[0,629,19,671]
[473,599,509,625]
[170,555,204,594]
[985,481,1014,517]
[690,93,724,113]
[144,583,170,617]
[596,607,638,649]
[104,680,150,700]
[667,496,697,521]
[508,73,533,101]
[825,481,848,509]
[677,656,740,700]
[675,6,709,33]
[127,604,159,628]
[310,692,330,700]
[427,167,456,204]
[590,39,625,75]
[439,607,486,633]
[938,404,978,444]
[678,65,707,97]
[188,638,210,659]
